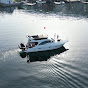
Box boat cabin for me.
[25,34,55,49]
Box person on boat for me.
[26,42,35,48]
[26,42,30,48]
[32,42,35,47]
[20,43,25,47]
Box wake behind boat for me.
[19,34,67,53]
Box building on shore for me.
[0,0,13,4]
[0,0,22,7]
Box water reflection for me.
[35,3,55,12]
[20,2,88,18]
[19,46,68,62]
[0,7,16,14]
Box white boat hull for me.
[24,40,67,53]
[36,1,46,4]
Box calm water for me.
[0,2,88,88]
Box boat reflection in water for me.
[19,46,68,62]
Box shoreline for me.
[0,2,23,7]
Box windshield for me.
[26,42,38,48]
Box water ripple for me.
[47,57,88,88]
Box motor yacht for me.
[19,34,67,53]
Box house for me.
[0,0,13,4]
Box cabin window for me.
[39,40,51,45]
[26,42,38,48]
[35,42,38,45]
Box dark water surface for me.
[0,2,88,88]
